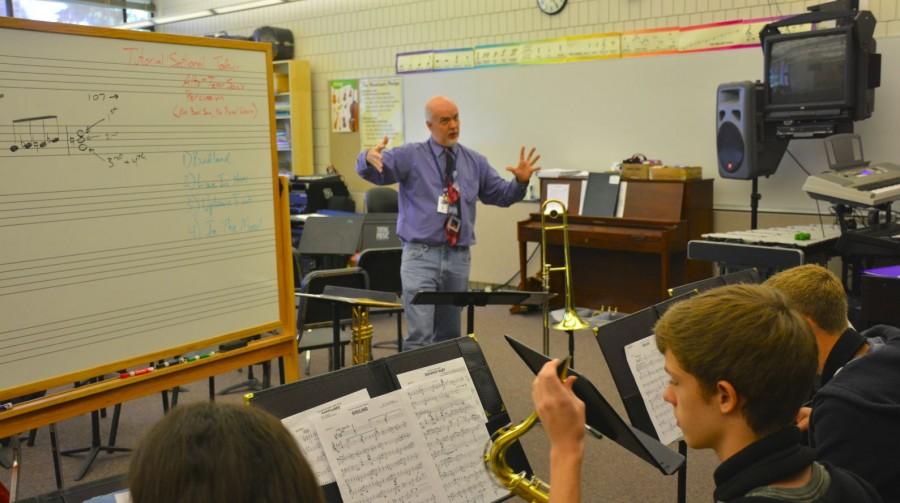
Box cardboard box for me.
[650,165,703,180]
[620,163,650,180]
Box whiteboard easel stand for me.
[0,19,301,441]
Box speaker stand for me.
[750,177,761,230]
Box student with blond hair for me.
[766,264,900,502]
[532,284,881,502]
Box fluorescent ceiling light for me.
[213,0,285,14]
[152,10,213,24]
[116,20,155,29]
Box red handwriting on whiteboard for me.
[122,47,206,69]
[182,75,246,91]
[172,103,258,119]
[185,91,225,103]
[212,56,239,71]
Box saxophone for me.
[484,358,571,503]
[484,411,551,503]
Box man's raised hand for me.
[366,136,390,172]
[506,146,541,183]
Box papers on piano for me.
[537,168,589,178]
[280,357,508,503]
[802,162,900,207]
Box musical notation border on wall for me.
[395,14,805,74]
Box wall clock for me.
[537,0,567,15]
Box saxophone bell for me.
[483,358,571,503]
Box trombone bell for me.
[553,308,590,332]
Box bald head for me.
[425,96,460,147]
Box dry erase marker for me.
[159,357,186,368]
[186,351,215,362]
[120,367,155,379]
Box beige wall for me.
[158,0,900,177]
[156,0,896,283]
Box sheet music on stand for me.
[594,292,696,444]
[505,336,684,475]
[623,336,682,445]
[248,338,527,503]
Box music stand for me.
[59,378,130,481]
[594,292,697,503]
[296,289,401,370]
[411,290,553,336]
[505,336,685,475]
[297,215,363,273]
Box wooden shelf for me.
[272,60,313,175]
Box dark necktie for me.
[444,149,461,246]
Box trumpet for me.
[540,199,590,355]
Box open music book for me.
[251,338,530,502]
[269,352,514,503]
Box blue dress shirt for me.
[356,138,527,247]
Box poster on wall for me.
[359,77,404,150]
[330,79,359,133]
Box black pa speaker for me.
[716,81,788,179]
[252,26,294,61]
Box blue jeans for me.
[400,242,471,350]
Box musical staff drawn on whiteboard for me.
[8,115,61,152]
[0,24,281,392]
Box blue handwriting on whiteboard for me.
[182,150,231,168]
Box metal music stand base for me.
[677,440,688,503]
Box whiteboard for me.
[401,37,900,214]
[0,21,284,393]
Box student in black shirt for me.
[767,265,900,502]
[532,284,881,502]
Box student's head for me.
[129,402,323,503]
[425,95,460,147]
[764,264,849,337]
[654,284,817,456]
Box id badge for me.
[447,215,461,232]
[437,194,449,214]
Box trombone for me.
[540,199,589,356]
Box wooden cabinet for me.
[273,59,313,175]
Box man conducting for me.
[357,96,540,349]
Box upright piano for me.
[517,178,713,313]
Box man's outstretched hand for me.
[506,146,541,183]
[366,135,389,172]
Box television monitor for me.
[763,17,879,126]
[767,31,848,111]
